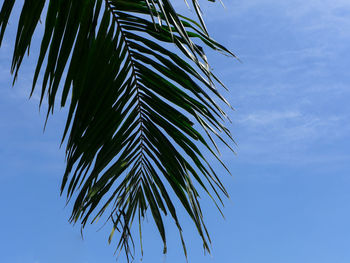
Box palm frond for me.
[0,0,236,260]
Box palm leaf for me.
[0,0,236,260]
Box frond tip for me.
[0,0,237,261]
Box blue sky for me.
[1,1,350,262]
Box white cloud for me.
[238,110,301,126]
[237,110,349,142]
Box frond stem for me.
[105,0,150,222]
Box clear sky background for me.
[1,1,350,263]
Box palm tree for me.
[0,0,235,260]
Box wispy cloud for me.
[238,110,300,126]
[230,108,350,165]
[237,110,349,141]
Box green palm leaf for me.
[0,0,236,260]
